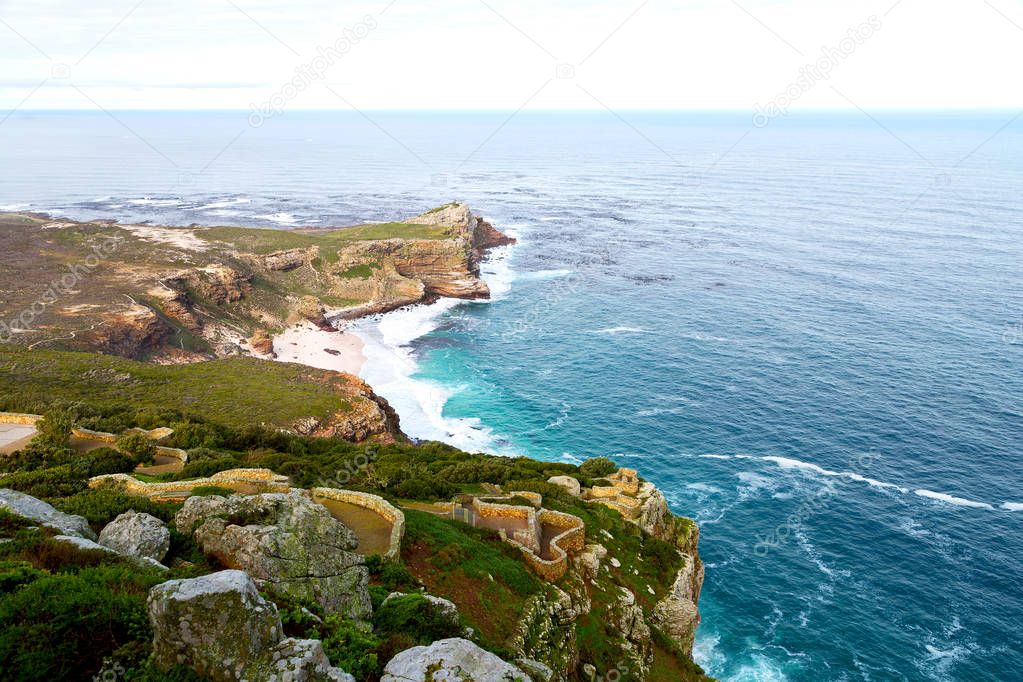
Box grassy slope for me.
[0,348,358,429]
[201,222,452,254]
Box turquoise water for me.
[2,111,1021,680]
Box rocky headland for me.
[0,202,709,681]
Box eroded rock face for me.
[381,638,532,682]
[148,569,354,681]
[0,488,95,539]
[175,492,371,621]
[510,586,578,680]
[99,510,170,562]
[84,304,169,360]
[608,588,653,679]
[243,246,319,272]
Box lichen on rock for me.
[175,492,372,621]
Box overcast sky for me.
[1,0,1021,111]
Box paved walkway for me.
[0,424,36,454]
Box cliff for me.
[0,203,513,362]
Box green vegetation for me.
[0,383,708,680]
[423,202,460,215]
[0,348,369,431]
[340,261,381,279]
[579,456,618,479]
[117,432,157,463]
[201,221,451,256]
[0,524,201,682]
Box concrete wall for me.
[311,487,405,561]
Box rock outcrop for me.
[0,488,95,539]
[98,510,170,562]
[53,534,168,570]
[175,492,371,621]
[547,475,582,497]
[148,569,354,681]
[300,374,402,444]
[381,637,532,682]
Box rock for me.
[650,554,704,656]
[381,638,531,682]
[175,492,371,621]
[85,304,170,360]
[244,246,318,272]
[148,569,354,681]
[516,658,554,682]
[249,329,275,356]
[53,535,167,570]
[267,638,355,682]
[99,510,170,562]
[573,543,607,582]
[510,587,577,679]
[608,588,653,678]
[547,475,581,497]
[0,488,96,539]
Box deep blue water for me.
[1,111,1021,681]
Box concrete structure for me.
[311,488,405,561]
[453,493,585,582]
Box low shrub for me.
[0,464,88,498]
[0,565,163,681]
[117,433,157,464]
[579,456,618,478]
[373,593,463,645]
[177,457,242,479]
[188,485,235,497]
[85,446,138,476]
[55,488,179,528]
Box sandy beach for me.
[271,321,366,376]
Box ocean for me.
[1,110,1021,681]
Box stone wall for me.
[90,468,290,501]
[310,487,405,561]
[0,412,42,426]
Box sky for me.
[0,0,1021,112]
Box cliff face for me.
[502,476,706,681]
[0,203,511,362]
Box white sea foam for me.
[594,326,651,335]
[198,197,250,210]
[127,197,182,207]
[686,482,724,494]
[760,456,908,492]
[0,203,30,211]
[914,489,994,509]
[634,406,688,417]
[1001,502,1023,511]
[699,454,732,460]
[347,238,517,454]
[255,212,300,224]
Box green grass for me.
[0,348,365,430]
[339,262,380,279]
[402,509,542,649]
[201,222,452,256]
